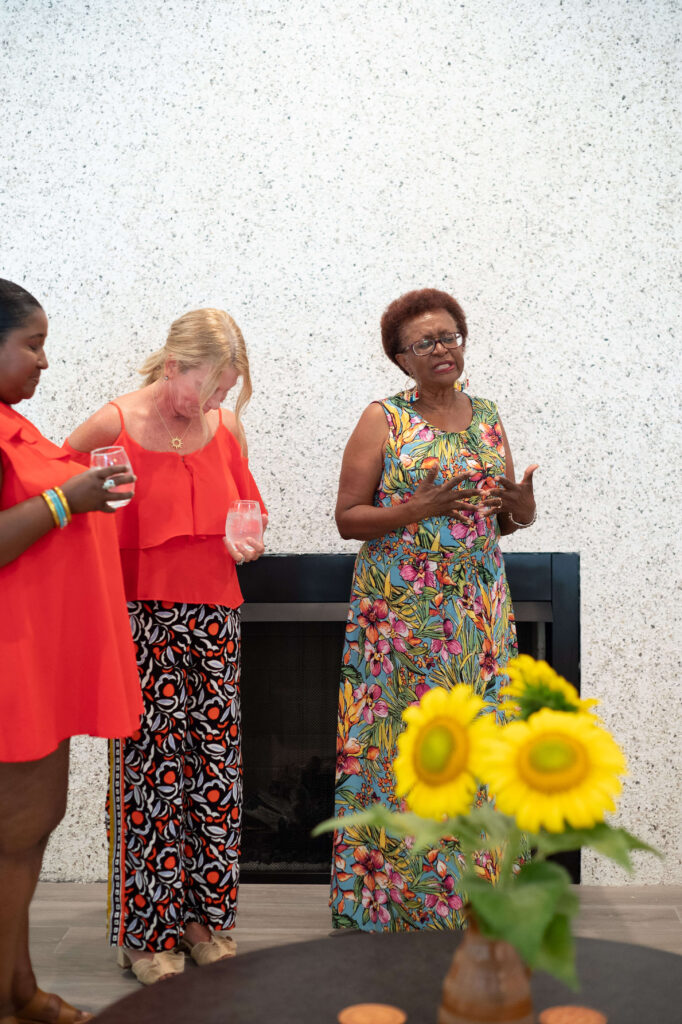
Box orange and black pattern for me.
[107,600,242,951]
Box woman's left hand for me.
[224,536,265,564]
[485,464,538,524]
[224,511,268,564]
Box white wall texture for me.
[1,0,679,884]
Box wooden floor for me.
[28,882,682,1017]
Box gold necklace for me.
[152,385,194,450]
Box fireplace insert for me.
[237,553,580,882]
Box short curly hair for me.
[380,288,468,373]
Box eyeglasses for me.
[399,333,464,357]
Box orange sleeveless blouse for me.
[0,402,143,762]
[63,405,266,608]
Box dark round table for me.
[94,931,681,1023]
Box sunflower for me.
[502,655,599,720]
[477,708,627,833]
[394,685,491,820]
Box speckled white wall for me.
[1,0,679,884]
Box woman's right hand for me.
[410,467,479,525]
[60,466,136,514]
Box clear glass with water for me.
[225,500,263,545]
[90,446,135,509]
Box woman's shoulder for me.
[0,401,29,442]
[66,400,124,453]
[370,390,412,421]
[382,387,411,407]
[216,408,247,456]
[468,393,501,419]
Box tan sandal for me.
[116,947,185,985]
[180,931,237,965]
[15,988,94,1023]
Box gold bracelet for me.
[41,490,61,529]
[53,486,72,523]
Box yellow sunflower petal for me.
[480,708,626,833]
[394,684,485,820]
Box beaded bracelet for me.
[41,489,69,529]
[53,486,72,524]
[508,508,537,529]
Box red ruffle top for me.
[64,405,266,608]
[0,402,143,763]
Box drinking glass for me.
[225,500,263,546]
[90,446,135,509]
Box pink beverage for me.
[90,446,135,508]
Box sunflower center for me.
[414,718,468,785]
[519,732,589,792]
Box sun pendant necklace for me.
[152,385,194,450]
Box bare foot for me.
[123,948,157,965]
[182,922,212,947]
[15,989,93,1023]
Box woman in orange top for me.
[67,308,266,986]
[0,280,141,1024]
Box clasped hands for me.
[413,465,538,526]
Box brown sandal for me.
[15,989,94,1024]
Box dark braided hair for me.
[0,280,43,346]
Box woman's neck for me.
[151,380,193,423]
[414,380,462,410]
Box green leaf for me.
[466,860,575,968]
[313,805,423,841]
[448,805,517,854]
[353,873,365,903]
[534,914,578,989]
[341,665,364,687]
[332,912,357,930]
[393,649,423,675]
[532,823,661,872]
[313,805,472,855]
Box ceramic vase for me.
[438,922,535,1024]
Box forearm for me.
[498,512,517,536]
[337,497,426,541]
[0,496,56,568]
[498,504,536,536]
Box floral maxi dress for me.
[331,390,517,931]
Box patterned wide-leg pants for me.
[107,601,242,950]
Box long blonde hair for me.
[140,308,253,430]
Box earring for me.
[402,377,418,402]
[163,375,169,381]
[454,375,469,393]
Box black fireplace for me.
[237,553,581,883]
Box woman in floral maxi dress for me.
[331,289,537,931]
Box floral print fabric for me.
[331,390,517,931]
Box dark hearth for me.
[237,553,580,882]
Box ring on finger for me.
[102,478,116,491]
[236,556,245,566]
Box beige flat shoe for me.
[15,989,93,1023]
[116,946,185,985]
[180,931,237,965]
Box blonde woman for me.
[67,309,266,984]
